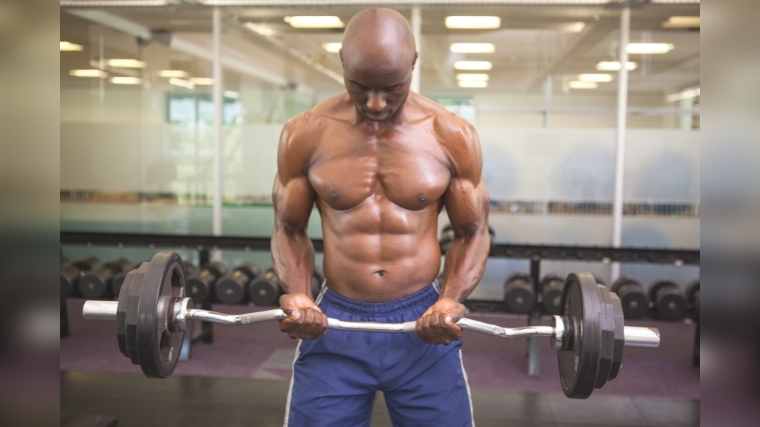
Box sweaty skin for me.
[272,8,490,345]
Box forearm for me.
[439,226,490,302]
[271,226,315,297]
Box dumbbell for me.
[215,262,261,304]
[686,280,699,319]
[611,277,649,319]
[82,253,660,400]
[248,269,283,306]
[503,273,536,313]
[649,280,688,321]
[311,267,325,300]
[439,224,496,255]
[61,255,71,268]
[78,258,134,299]
[187,261,227,303]
[60,256,102,298]
[540,274,564,315]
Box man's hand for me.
[279,292,328,340]
[416,298,467,345]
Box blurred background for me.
[60,0,700,297]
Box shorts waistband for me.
[321,282,439,316]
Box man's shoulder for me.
[409,93,476,145]
[284,92,351,139]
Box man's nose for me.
[366,93,386,112]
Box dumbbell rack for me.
[61,231,700,376]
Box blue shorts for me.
[284,283,474,427]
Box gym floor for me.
[61,299,699,426]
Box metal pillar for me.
[410,7,421,93]
[212,7,224,240]
[611,6,631,281]
[527,257,542,377]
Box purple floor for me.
[61,298,699,399]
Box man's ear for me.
[411,51,419,70]
[339,49,344,68]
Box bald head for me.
[341,8,417,73]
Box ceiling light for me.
[454,61,492,71]
[666,87,699,102]
[450,43,495,54]
[562,22,586,32]
[224,90,240,99]
[244,22,275,37]
[284,16,344,29]
[190,78,213,85]
[662,16,700,29]
[456,74,489,81]
[596,61,638,71]
[578,74,613,82]
[322,43,342,53]
[60,41,83,51]
[627,43,674,54]
[110,76,142,85]
[445,16,501,29]
[568,81,598,89]
[458,81,488,88]
[106,59,145,68]
[159,70,189,78]
[169,78,195,89]
[69,69,108,78]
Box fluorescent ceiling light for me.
[666,87,700,102]
[169,78,195,89]
[578,74,613,82]
[190,78,213,85]
[106,59,145,68]
[627,43,674,54]
[458,80,488,88]
[244,22,275,37]
[322,43,342,53]
[662,16,700,29]
[445,16,501,30]
[284,16,344,29]
[456,74,489,81]
[562,22,586,32]
[568,81,598,89]
[110,77,142,85]
[61,1,168,5]
[450,43,495,54]
[224,90,240,99]
[454,61,492,71]
[596,61,638,71]
[69,69,108,78]
[60,41,83,51]
[158,70,189,78]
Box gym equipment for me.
[649,280,688,321]
[187,261,227,303]
[540,274,564,315]
[60,256,102,298]
[248,269,283,306]
[439,224,496,254]
[61,255,71,268]
[686,281,699,318]
[311,267,325,299]
[611,277,649,319]
[215,262,261,304]
[83,254,660,398]
[79,258,134,299]
[503,273,536,314]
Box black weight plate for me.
[558,272,602,399]
[136,252,186,378]
[249,272,281,306]
[111,271,129,297]
[608,292,625,380]
[116,270,135,358]
[60,265,79,298]
[125,262,149,364]
[215,275,245,304]
[594,285,615,389]
[541,275,564,315]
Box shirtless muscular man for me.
[272,8,490,427]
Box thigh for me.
[383,348,474,427]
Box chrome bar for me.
[83,300,118,322]
[623,326,660,348]
[458,318,555,338]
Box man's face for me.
[341,54,416,122]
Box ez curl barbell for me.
[82,252,659,399]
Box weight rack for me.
[60,231,700,377]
